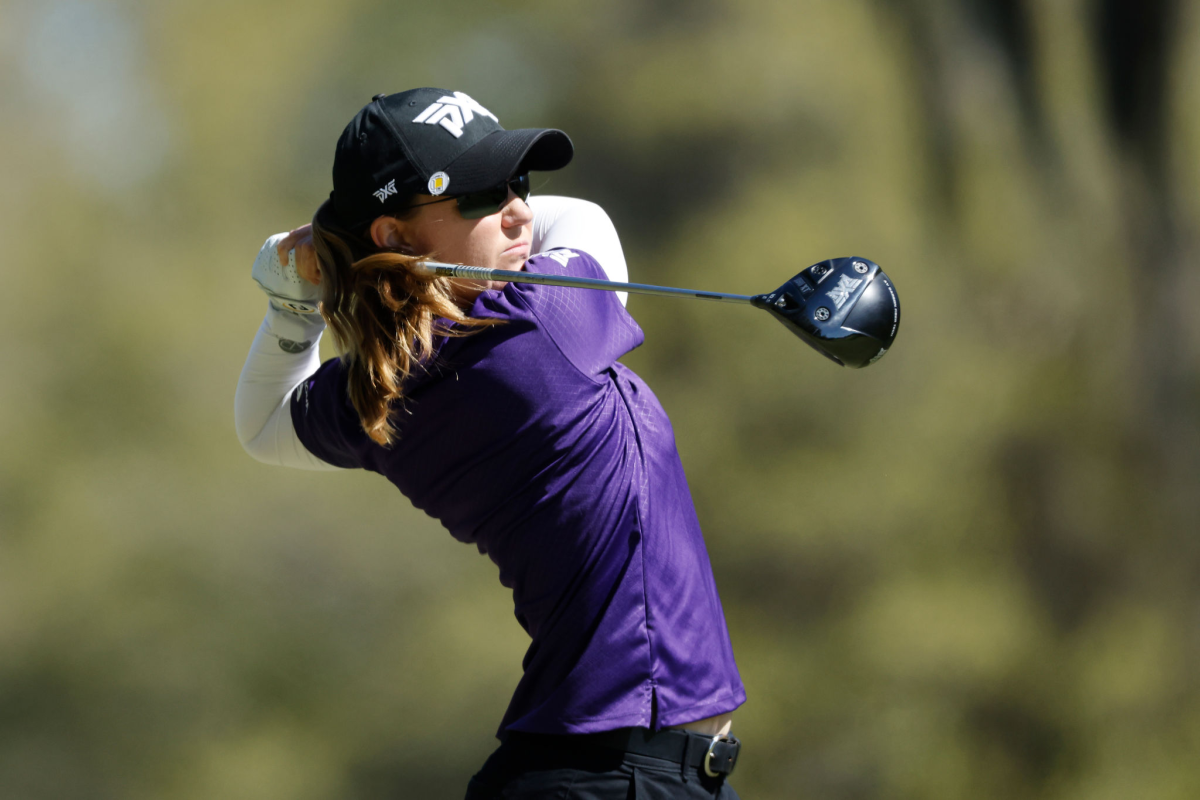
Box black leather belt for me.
[505,727,741,778]
[592,727,741,777]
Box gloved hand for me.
[252,231,325,350]
[253,231,322,313]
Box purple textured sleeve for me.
[507,250,644,376]
[289,358,363,469]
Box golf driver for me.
[411,256,901,368]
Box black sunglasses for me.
[402,173,532,220]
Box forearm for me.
[234,306,343,471]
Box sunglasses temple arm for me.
[413,261,756,305]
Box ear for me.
[369,216,413,253]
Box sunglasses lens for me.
[455,174,532,219]
[510,173,531,201]
[456,185,506,219]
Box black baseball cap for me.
[330,88,574,229]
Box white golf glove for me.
[251,232,325,350]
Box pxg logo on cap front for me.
[412,91,498,138]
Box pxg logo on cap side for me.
[373,179,398,204]
[413,92,498,139]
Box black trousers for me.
[464,732,742,799]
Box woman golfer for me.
[236,88,744,799]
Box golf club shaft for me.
[417,261,756,305]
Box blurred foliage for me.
[2,0,1199,798]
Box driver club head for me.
[751,257,900,368]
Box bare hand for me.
[276,223,321,286]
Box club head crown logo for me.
[827,275,863,310]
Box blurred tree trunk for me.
[890,0,1196,600]
[1094,0,1199,550]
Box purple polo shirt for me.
[291,250,744,735]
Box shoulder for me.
[508,250,644,374]
[502,249,610,317]
[468,249,606,320]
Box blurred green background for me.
[2,0,1199,798]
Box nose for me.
[500,187,533,228]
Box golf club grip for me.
[418,261,755,304]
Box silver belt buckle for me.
[703,733,740,777]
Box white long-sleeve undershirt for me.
[234,195,629,470]
[234,308,341,470]
[529,195,628,305]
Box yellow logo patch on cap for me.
[428,172,449,195]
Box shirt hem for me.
[500,686,747,737]
[503,708,653,736]
[654,688,747,730]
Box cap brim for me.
[442,128,573,194]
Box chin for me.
[497,253,527,271]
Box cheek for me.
[461,218,504,262]
[412,212,473,259]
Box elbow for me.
[234,420,272,465]
[233,386,261,453]
[233,412,256,454]
[235,423,285,467]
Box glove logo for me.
[827,275,863,310]
[412,92,498,139]
[373,179,398,204]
